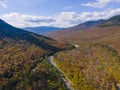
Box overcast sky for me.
[0,0,120,28]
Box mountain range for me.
[23,15,120,36]
[0,15,120,90]
[24,26,64,35]
[48,15,120,41]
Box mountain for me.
[108,15,120,21]
[81,15,120,28]
[48,15,120,89]
[24,26,64,35]
[47,15,120,41]
[0,19,62,51]
[62,19,106,31]
[0,19,68,90]
[47,19,106,39]
[81,19,106,27]
[101,15,120,26]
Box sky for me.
[0,0,120,28]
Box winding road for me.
[48,44,79,90]
[48,56,74,90]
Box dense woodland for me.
[0,37,68,90]
[52,25,120,90]
[0,19,69,90]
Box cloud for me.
[1,12,79,28]
[1,8,120,28]
[0,0,7,8]
[27,18,55,23]
[1,13,56,27]
[63,5,76,10]
[82,0,120,8]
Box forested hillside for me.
[0,19,68,90]
[48,15,120,90]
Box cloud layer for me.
[1,8,120,28]
[82,0,120,8]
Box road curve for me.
[48,56,74,90]
[48,44,79,90]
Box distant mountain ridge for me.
[50,15,120,32]
[79,15,120,28]
[108,15,120,21]
[24,26,64,35]
[48,15,120,41]
[81,19,106,27]
[101,15,120,26]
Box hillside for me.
[0,19,68,90]
[48,15,120,90]
[48,15,120,41]
[0,19,64,51]
[24,26,64,35]
[101,15,120,27]
[108,15,120,22]
[47,19,106,41]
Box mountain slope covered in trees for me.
[48,15,120,90]
[0,19,68,90]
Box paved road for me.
[48,44,79,90]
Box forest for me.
[52,26,120,90]
[0,37,68,90]
[0,19,70,90]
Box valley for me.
[0,14,120,90]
